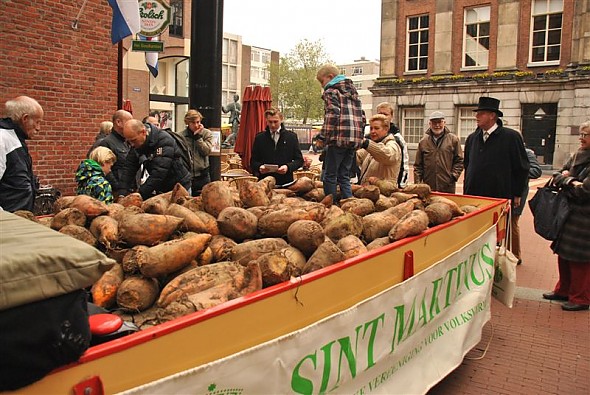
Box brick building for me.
[373,0,590,168]
[0,0,119,196]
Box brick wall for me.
[0,0,119,195]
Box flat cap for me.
[429,111,445,120]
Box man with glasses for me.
[413,111,464,193]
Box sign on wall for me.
[138,0,170,37]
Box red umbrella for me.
[234,86,272,173]
[122,99,133,115]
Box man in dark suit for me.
[250,107,303,186]
[464,97,530,210]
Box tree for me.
[269,39,333,124]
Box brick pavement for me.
[304,151,590,394]
[428,176,590,395]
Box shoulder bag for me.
[528,178,570,241]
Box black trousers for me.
[191,172,211,196]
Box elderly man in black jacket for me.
[119,119,191,199]
[250,107,304,186]
[464,97,529,209]
[0,96,43,212]
[94,110,133,191]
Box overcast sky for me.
[223,0,382,64]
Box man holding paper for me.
[250,107,303,186]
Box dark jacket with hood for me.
[120,126,191,199]
[250,125,304,186]
[96,130,129,193]
[0,118,36,212]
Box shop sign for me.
[138,0,170,37]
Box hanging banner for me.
[121,225,497,395]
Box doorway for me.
[521,103,557,165]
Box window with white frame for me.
[458,107,478,143]
[352,66,363,76]
[463,6,490,68]
[261,52,270,64]
[228,40,238,64]
[340,68,346,75]
[530,0,563,63]
[169,0,183,37]
[406,15,429,72]
[228,66,237,90]
[353,82,362,90]
[401,108,425,144]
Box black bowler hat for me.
[473,96,503,117]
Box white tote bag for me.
[492,210,518,308]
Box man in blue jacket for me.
[0,96,44,212]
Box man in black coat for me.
[119,119,192,199]
[464,97,529,210]
[94,109,133,194]
[250,107,304,186]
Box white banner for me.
[121,226,496,395]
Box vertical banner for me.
[122,225,497,395]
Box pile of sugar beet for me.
[14,176,480,329]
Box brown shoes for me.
[542,292,568,301]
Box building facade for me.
[123,1,279,133]
[339,57,380,118]
[0,0,118,196]
[373,0,590,168]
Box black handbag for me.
[528,180,570,241]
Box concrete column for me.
[571,0,590,65]
[433,0,453,75]
[496,0,520,70]
[380,0,398,77]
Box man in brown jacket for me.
[413,111,464,193]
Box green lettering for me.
[417,288,430,327]
[455,259,469,297]
[429,276,443,321]
[390,297,417,353]
[480,243,495,279]
[291,352,317,395]
[318,341,336,394]
[443,266,458,308]
[470,252,486,286]
[363,314,385,370]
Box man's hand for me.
[277,165,288,174]
[513,196,521,208]
[192,124,204,135]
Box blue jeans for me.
[323,145,355,201]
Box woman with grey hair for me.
[542,121,590,311]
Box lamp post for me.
[190,0,223,181]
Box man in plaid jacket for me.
[315,64,364,202]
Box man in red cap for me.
[464,96,529,207]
